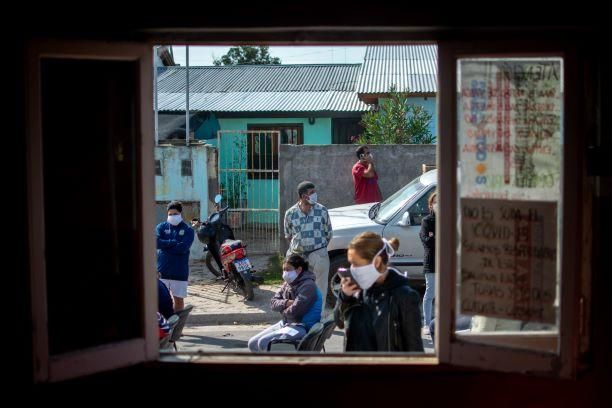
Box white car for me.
[326,169,437,305]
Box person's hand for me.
[286,299,294,307]
[429,231,434,237]
[340,277,360,297]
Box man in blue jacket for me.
[157,201,194,311]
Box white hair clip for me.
[381,238,395,257]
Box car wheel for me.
[327,253,350,308]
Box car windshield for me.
[374,177,425,224]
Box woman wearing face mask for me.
[420,191,437,335]
[334,232,423,352]
[247,255,322,352]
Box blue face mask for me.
[282,269,298,284]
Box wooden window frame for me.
[26,33,591,381]
[436,41,588,377]
[26,39,157,382]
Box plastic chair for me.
[169,304,194,351]
[160,314,179,350]
[313,316,336,352]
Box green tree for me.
[358,86,435,145]
[213,46,281,66]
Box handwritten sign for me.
[460,198,557,324]
[458,59,562,201]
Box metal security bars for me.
[217,130,281,254]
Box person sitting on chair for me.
[248,254,322,352]
[158,275,175,319]
[157,312,171,340]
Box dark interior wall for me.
[10,34,32,388]
[9,8,611,404]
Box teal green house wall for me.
[375,96,438,141]
[217,117,331,144]
[406,97,437,139]
[211,117,332,223]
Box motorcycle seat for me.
[220,239,245,252]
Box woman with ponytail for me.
[334,232,423,352]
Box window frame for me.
[26,33,591,380]
[436,40,588,377]
[181,159,192,177]
[26,39,157,382]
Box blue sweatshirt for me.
[158,279,175,319]
[156,221,194,281]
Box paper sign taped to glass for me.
[458,58,563,202]
[460,198,557,324]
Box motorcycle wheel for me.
[205,252,223,278]
[230,264,254,301]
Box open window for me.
[26,40,156,382]
[436,42,589,377]
[25,36,592,382]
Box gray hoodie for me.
[270,269,318,325]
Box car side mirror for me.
[397,212,411,227]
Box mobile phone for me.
[336,267,352,279]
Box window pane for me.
[456,58,563,353]
[42,58,143,355]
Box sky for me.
[170,46,367,66]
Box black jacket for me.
[334,268,424,352]
[420,213,435,274]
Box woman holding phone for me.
[334,232,423,352]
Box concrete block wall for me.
[279,144,436,253]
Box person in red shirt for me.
[352,145,382,204]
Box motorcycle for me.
[193,194,263,301]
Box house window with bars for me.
[181,160,192,177]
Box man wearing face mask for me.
[247,255,322,352]
[284,181,333,314]
[352,145,382,205]
[334,232,423,352]
[156,201,194,311]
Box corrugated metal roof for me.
[157,64,361,93]
[156,63,370,112]
[356,45,438,94]
[157,91,369,112]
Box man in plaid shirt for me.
[284,181,333,315]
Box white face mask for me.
[432,203,439,214]
[282,269,298,284]
[350,240,395,290]
[306,192,318,205]
[167,214,182,226]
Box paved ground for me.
[176,256,434,354]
